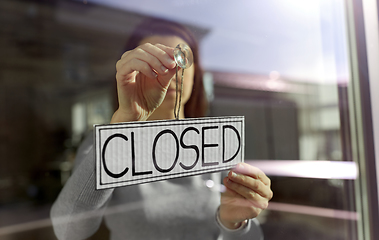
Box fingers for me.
[118,43,176,79]
[154,43,176,59]
[233,163,271,186]
[138,43,176,72]
[220,163,272,226]
[221,187,265,218]
[225,163,273,200]
[116,58,158,80]
[223,177,270,209]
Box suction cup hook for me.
[174,43,193,69]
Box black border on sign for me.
[95,116,244,189]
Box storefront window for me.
[0,0,377,239]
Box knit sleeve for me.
[50,134,114,240]
[216,213,264,240]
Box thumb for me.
[156,67,177,89]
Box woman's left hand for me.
[219,163,273,229]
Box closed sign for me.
[95,116,244,189]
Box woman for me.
[51,17,272,240]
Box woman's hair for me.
[123,17,208,118]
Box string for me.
[174,65,184,120]
[174,65,178,119]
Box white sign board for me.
[95,116,244,189]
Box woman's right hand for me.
[111,43,177,123]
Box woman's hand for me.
[111,43,177,123]
[219,163,273,229]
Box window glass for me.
[0,0,362,239]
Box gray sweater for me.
[50,134,263,240]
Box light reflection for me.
[269,71,280,80]
[268,202,358,221]
[204,179,226,192]
[205,179,214,188]
[246,160,358,179]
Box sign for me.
[94,116,244,189]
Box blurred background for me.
[1,0,378,239]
